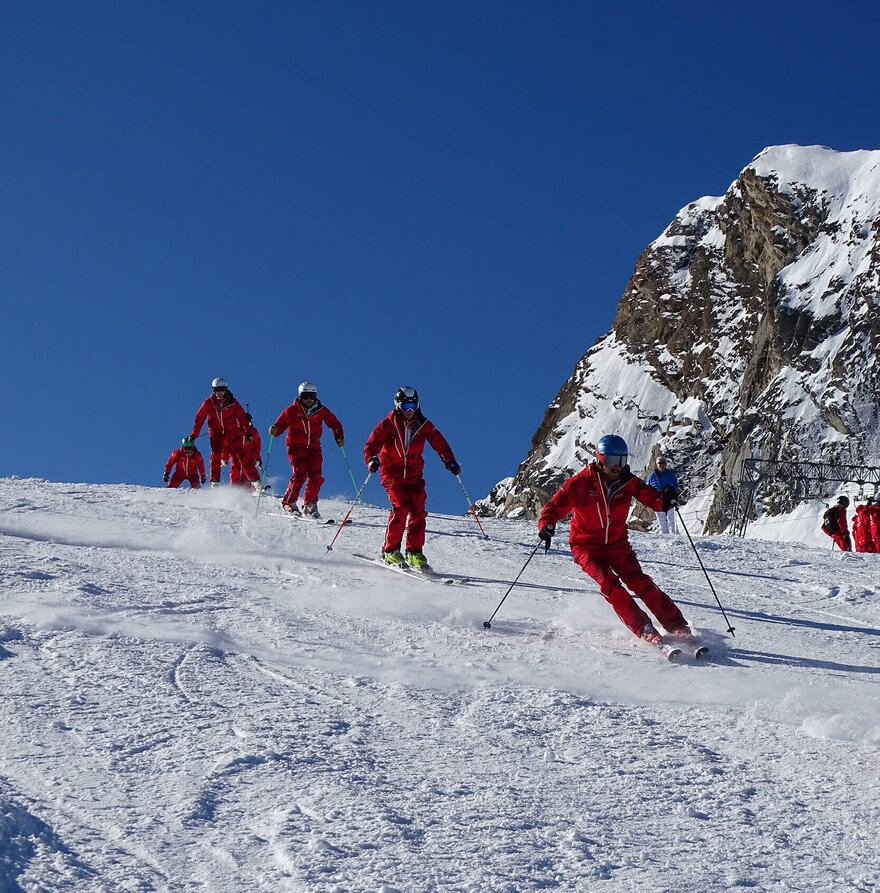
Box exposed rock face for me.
[481,145,880,530]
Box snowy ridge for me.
[2,478,880,890]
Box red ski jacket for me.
[539,462,665,548]
[165,448,205,478]
[223,423,262,465]
[865,505,880,551]
[272,399,343,451]
[191,391,250,440]
[364,410,455,482]
[852,506,871,551]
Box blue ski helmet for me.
[595,434,628,468]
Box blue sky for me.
[4,1,880,515]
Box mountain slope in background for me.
[483,145,880,533]
[1,479,880,890]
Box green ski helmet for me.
[182,436,195,449]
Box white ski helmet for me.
[298,382,318,399]
[394,386,419,410]
[212,377,228,389]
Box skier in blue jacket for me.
[647,456,679,534]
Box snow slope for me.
[1,477,879,892]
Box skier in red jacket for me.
[537,434,689,648]
[191,378,262,490]
[164,436,206,489]
[269,382,344,518]
[226,414,263,487]
[364,386,460,570]
[852,503,871,553]
[821,496,852,551]
[865,497,880,553]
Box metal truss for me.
[731,458,880,536]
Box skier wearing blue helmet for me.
[537,434,691,651]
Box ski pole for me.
[482,542,542,629]
[326,471,373,553]
[675,506,736,636]
[254,434,275,516]
[456,473,489,540]
[340,445,360,500]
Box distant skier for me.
[164,436,206,489]
[226,414,263,487]
[191,378,262,491]
[269,382,344,518]
[821,496,852,551]
[646,455,679,534]
[852,502,871,553]
[364,386,460,569]
[863,497,880,553]
[537,434,691,648]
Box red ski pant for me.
[230,455,260,486]
[284,447,324,505]
[381,476,428,553]
[571,540,686,637]
[209,434,258,483]
[168,470,201,489]
[831,531,852,551]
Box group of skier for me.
[164,379,462,572]
[164,386,687,650]
[821,495,880,552]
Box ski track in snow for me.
[1,478,879,892]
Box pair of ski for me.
[285,510,351,526]
[656,637,709,661]
[352,553,471,586]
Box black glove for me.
[538,524,555,551]
[446,460,461,475]
[200,475,206,484]
[163,472,170,482]
[368,456,380,473]
[661,485,679,512]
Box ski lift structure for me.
[731,457,880,537]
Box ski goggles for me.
[400,402,418,412]
[599,453,628,468]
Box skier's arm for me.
[632,477,667,512]
[539,482,574,529]
[270,409,289,438]
[323,408,344,445]
[191,401,209,439]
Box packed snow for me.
[2,476,879,891]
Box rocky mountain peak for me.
[482,145,880,531]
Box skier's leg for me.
[573,546,653,636]
[383,478,408,552]
[403,481,428,552]
[284,449,307,505]
[208,434,225,482]
[613,545,686,632]
[303,449,325,505]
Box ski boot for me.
[405,550,430,570]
